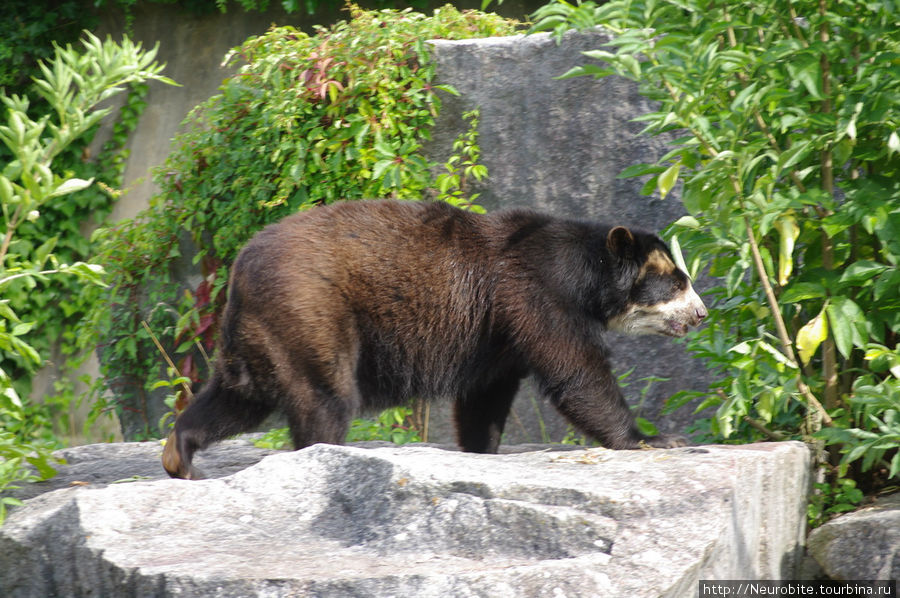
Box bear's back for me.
[235,200,488,288]
[224,201,515,401]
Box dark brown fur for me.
[164,200,705,479]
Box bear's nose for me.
[695,306,708,322]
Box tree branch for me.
[817,0,840,412]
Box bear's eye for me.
[664,278,685,298]
[632,270,688,305]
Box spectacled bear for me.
[163,200,707,479]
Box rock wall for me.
[0,439,811,597]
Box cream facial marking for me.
[642,248,677,276]
[607,249,708,338]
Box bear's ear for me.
[606,226,636,260]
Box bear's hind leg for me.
[282,382,355,450]
[454,374,521,453]
[163,373,275,479]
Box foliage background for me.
[532,0,899,522]
[0,30,175,520]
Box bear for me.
[163,199,707,479]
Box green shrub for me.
[0,32,175,522]
[0,1,149,426]
[254,406,422,449]
[91,5,519,439]
[532,0,899,520]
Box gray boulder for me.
[3,436,284,503]
[807,492,900,581]
[1,440,810,597]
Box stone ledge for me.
[1,440,810,598]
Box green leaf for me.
[61,262,106,286]
[826,297,867,359]
[758,340,797,369]
[640,174,659,196]
[11,321,34,336]
[2,385,23,409]
[635,417,658,436]
[839,261,889,285]
[757,390,776,423]
[617,54,642,79]
[48,177,94,199]
[671,215,700,229]
[729,341,752,355]
[617,163,663,179]
[786,54,823,100]
[874,269,900,301]
[582,50,616,63]
[372,159,393,182]
[432,84,459,96]
[780,282,826,303]
[373,139,394,158]
[0,175,14,203]
[777,140,812,175]
[34,236,58,269]
[0,301,19,322]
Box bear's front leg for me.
[530,339,689,450]
[548,376,689,449]
[550,385,689,449]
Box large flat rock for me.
[1,441,809,597]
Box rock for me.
[3,436,284,503]
[1,440,810,597]
[807,492,900,581]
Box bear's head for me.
[604,226,708,338]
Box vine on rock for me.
[91,5,519,439]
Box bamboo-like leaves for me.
[0,32,177,519]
